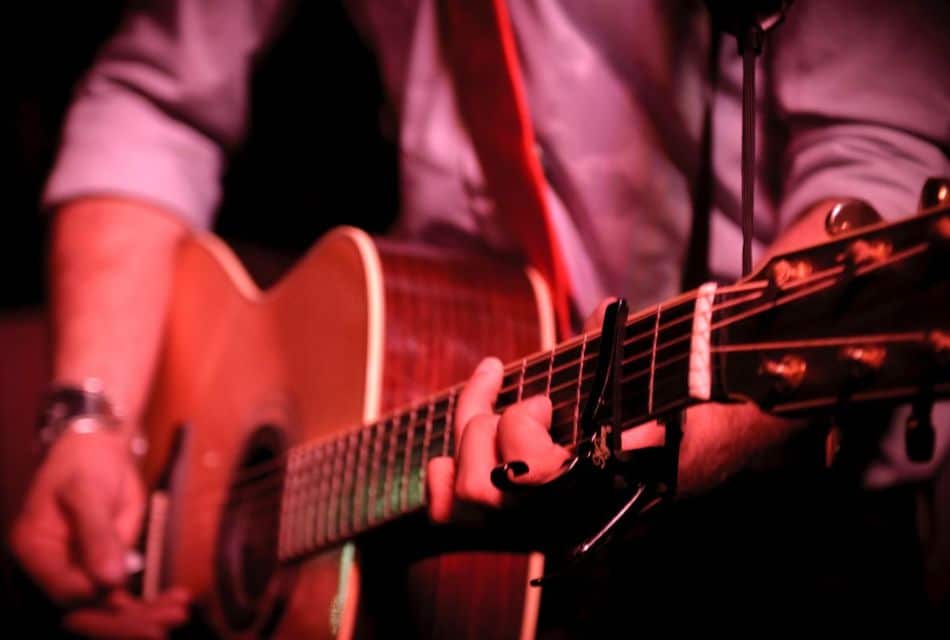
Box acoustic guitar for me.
[140,200,950,638]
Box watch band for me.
[36,379,122,451]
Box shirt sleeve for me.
[766,1,950,486]
[769,0,950,226]
[42,0,292,229]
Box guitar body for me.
[142,227,554,638]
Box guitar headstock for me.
[712,198,950,420]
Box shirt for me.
[42,0,950,486]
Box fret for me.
[315,443,332,547]
[306,446,322,550]
[517,357,527,401]
[545,348,554,396]
[648,304,661,415]
[367,419,386,525]
[327,438,345,542]
[621,313,660,423]
[547,341,590,444]
[352,425,371,531]
[295,445,310,553]
[407,405,427,510]
[338,430,359,537]
[572,333,588,445]
[421,396,435,474]
[278,447,300,558]
[427,397,451,461]
[443,389,457,457]
[650,298,699,414]
[400,408,416,512]
[383,413,400,519]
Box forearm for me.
[677,199,840,495]
[50,197,187,433]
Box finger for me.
[9,516,98,604]
[620,420,666,450]
[496,395,570,484]
[582,297,618,333]
[425,457,456,523]
[115,468,147,548]
[59,478,127,588]
[454,413,504,508]
[454,357,504,446]
[64,607,165,640]
[108,589,191,626]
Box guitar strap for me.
[437,0,575,340]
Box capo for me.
[577,297,628,466]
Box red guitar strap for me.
[437,0,575,339]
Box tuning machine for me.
[919,177,950,210]
[824,199,882,237]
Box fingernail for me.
[125,551,144,575]
[475,357,503,376]
[506,460,530,477]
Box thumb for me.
[59,479,128,588]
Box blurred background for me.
[2,0,398,615]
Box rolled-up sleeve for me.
[770,0,950,226]
[43,0,291,229]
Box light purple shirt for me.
[42,0,950,486]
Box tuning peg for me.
[919,177,950,211]
[824,199,883,237]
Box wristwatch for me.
[35,379,125,453]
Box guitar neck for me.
[276,285,717,561]
[278,202,950,561]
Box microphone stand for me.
[705,1,792,275]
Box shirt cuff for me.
[42,86,223,230]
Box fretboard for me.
[277,288,709,562]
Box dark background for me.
[2,0,398,624]
[4,1,398,312]
[5,1,950,631]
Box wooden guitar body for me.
[143,227,554,638]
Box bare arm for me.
[426,200,838,519]
[10,197,190,638]
[50,196,188,429]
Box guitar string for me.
[168,243,939,552]
[209,361,698,524]
[197,284,766,494]
[186,298,713,506]
[165,234,930,501]
[183,250,918,515]
[244,344,947,558]
[229,232,930,493]
[193,278,881,516]
[178,273,836,514]
[208,324,937,530]
[219,324,941,544]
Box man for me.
[10,0,950,637]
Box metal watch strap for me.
[36,380,122,450]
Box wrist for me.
[35,379,147,459]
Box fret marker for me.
[688,282,717,401]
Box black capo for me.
[491,299,685,585]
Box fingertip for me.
[474,356,503,377]
[522,394,552,416]
[89,550,127,588]
[425,457,456,524]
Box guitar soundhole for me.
[214,425,290,633]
